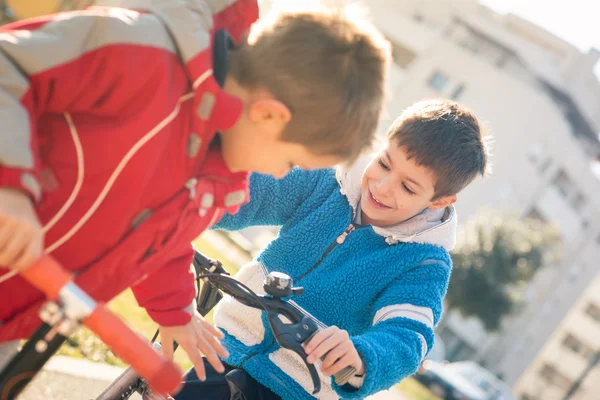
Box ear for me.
[428,194,456,210]
[248,99,291,127]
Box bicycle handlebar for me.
[193,254,356,394]
[97,251,356,399]
[21,256,182,395]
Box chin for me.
[362,208,379,222]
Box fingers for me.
[0,229,29,270]
[304,327,334,354]
[305,327,363,377]
[193,319,226,374]
[320,341,350,370]
[0,221,43,271]
[306,328,346,364]
[322,353,355,376]
[159,314,231,383]
[180,340,207,382]
[13,234,42,271]
[161,331,174,361]
[202,318,225,340]
[0,222,14,256]
[199,319,228,357]
[0,188,43,271]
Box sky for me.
[480,0,600,78]
[262,0,600,78]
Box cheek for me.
[392,195,405,211]
[362,165,378,184]
[399,198,426,214]
[360,171,370,189]
[361,173,368,189]
[393,193,421,213]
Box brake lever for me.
[260,273,358,389]
[193,251,228,276]
[266,314,322,394]
[192,262,357,392]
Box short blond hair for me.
[230,9,391,163]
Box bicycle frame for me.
[0,257,182,399]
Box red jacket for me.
[0,0,258,341]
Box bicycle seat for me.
[225,368,259,400]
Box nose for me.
[374,175,394,195]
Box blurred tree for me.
[446,212,561,332]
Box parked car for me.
[414,360,517,400]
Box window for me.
[573,193,586,210]
[582,219,589,229]
[496,53,509,68]
[552,169,587,211]
[562,333,594,359]
[457,33,482,54]
[525,207,547,223]
[585,303,600,323]
[553,170,571,198]
[428,70,449,92]
[539,364,571,389]
[450,84,466,100]
[391,42,416,69]
[527,143,544,164]
[538,158,552,174]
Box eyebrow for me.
[406,176,424,190]
[384,150,392,165]
[385,150,424,190]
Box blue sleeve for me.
[213,168,327,231]
[333,257,451,398]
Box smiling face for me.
[360,142,456,227]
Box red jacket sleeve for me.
[0,8,178,200]
[131,252,198,326]
[212,0,259,44]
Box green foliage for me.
[446,212,561,331]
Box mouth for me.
[367,189,391,210]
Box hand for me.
[304,326,365,377]
[0,188,43,271]
[159,311,229,381]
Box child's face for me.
[221,128,341,178]
[360,142,456,227]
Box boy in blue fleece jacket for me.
[176,99,491,399]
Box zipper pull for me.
[184,177,198,200]
[336,224,355,244]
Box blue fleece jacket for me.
[211,162,454,400]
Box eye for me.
[377,158,390,171]
[402,183,416,196]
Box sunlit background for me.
[254,2,600,400]
[3,1,600,400]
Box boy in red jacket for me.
[0,0,390,380]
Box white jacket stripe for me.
[373,304,434,329]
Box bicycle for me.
[96,250,357,400]
[0,257,182,400]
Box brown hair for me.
[229,9,391,163]
[388,99,491,198]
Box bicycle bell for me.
[264,272,304,298]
